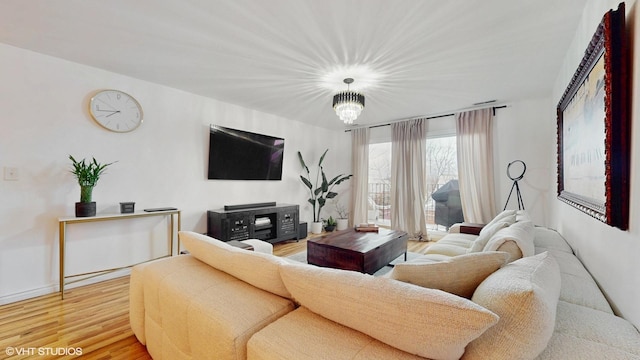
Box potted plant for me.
[298,149,352,234]
[69,155,115,217]
[334,201,350,231]
[324,216,337,232]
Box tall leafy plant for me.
[298,149,352,222]
[69,155,115,203]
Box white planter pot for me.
[310,221,323,234]
[336,218,349,231]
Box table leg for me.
[177,211,182,254]
[59,221,66,299]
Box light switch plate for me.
[4,167,19,181]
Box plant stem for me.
[80,186,94,203]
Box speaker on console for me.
[224,202,276,211]
[298,222,307,239]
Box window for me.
[425,136,458,230]
[367,135,458,229]
[368,142,392,226]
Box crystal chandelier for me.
[332,78,365,124]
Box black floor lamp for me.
[503,160,526,210]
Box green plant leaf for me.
[321,171,329,192]
[68,155,115,195]
[327,174,342,186]
[297,151,309,174]
[334,174,353,185]
[326,192,338,199]
[300,175,313,190]
[317,149,328,167]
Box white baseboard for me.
[0,285,57,305]
[0,269,131,306]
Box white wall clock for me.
[89,90,143,132]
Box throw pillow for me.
[280,262,498,360]
[179,231,291,299]
[468,219,514,253]
[486,209,517,225]
[483,220,535,258]
[462,252,561,360]
[390,251,510,298]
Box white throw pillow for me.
[390,251,509,298]
[280,262,498,360]
[179,231,291,298]
[463,252,561,360]
[485,209,517,227]
[468,219,514,253]
[483,220,535,257]
[516,210,531,222]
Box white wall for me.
[493,99,556,227]
[550,0,640,329]
[0,43,350,303]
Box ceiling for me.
[0,0,587,130]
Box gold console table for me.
[58,209,181,298]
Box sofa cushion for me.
[280,262,498,360]
[494,240,523,263]
[463,252,561,360]
[129,261,150,344]
[483,220,535,257]
[516,210,531,222]
[132,255,295,360]
[436,233,477,248]
[425,233,476,257]
[390,251,509,298]
[485,209,517,227]
[179,231,291,298]
[536,332,640,360]
[552,301,640,356]
[538,301,640,359]
[424,243,470,257]
[557,271,614,313]
[247,306,425,360]
[533,227,574,254]
[468,219,513,252]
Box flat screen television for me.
[208,125,284,180]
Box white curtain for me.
[455,108,496,223]
[350,127,370,226]
[390,119,428,240]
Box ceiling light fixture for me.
[332,78,365,125]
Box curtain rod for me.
[344,105,507,132]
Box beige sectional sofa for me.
[422,210,534,262]
[130,217,640,359]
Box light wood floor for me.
[0,237,434,359]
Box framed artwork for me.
[557,3,629,230]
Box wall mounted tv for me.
[208,125,284,180]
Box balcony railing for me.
[368,181,454,228]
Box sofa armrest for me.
[459,223,485,235]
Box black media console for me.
[207,203,300,244]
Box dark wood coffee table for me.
[307,228,408,274]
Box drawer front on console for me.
[224,217,250,241]
[278,210,298,239]
[207,210,250,241]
